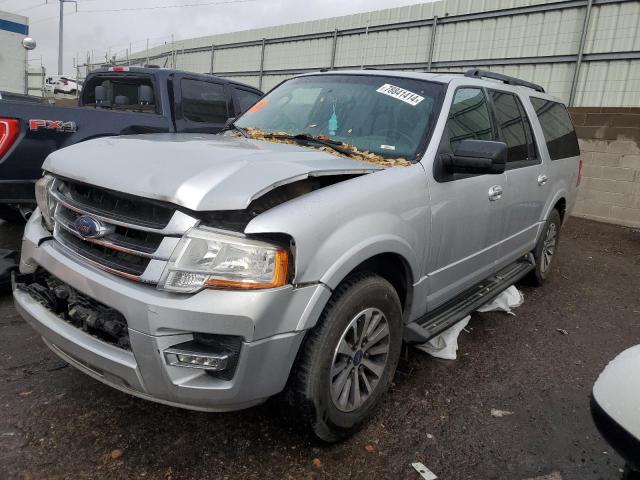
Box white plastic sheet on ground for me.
[476,285,524,315]
[415,285,524,360]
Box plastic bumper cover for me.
[14,213,331,411]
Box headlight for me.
[35,174,55,230]
[159,227,289,293]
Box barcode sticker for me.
[376,84,424,106]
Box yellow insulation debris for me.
[236,128,412,168]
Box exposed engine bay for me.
[203,173,362,232]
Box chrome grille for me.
[58,179,174,230]
[50,178,198,284]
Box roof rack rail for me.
[464,68,545,93]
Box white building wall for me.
[0,11,28,94]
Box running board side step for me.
[404,255,534,344]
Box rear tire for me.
[285,273,403,442]
[525,209,562,286]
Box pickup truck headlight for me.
[35,174,55,230]
[159,228,289,293]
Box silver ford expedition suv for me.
[13,69,581,441]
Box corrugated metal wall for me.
[104,0,640,106]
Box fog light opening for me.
[164,349,229,372]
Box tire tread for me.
[285,272,395,441]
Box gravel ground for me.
[1,217,639,480]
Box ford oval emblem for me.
[74,215,111,239]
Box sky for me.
[1,0,430,76]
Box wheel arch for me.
[345,252,414,320]
[318,236,417,316]
[553,197,567,222]
[295,245,417,333]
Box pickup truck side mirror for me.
[440,139,507,175]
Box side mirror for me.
[440,139,507,175]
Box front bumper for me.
[14,213,331,411]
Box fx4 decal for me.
[29,119,77,133]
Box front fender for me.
[245,164,428,291]
[317,219,418,290]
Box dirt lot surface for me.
[1,217,639,480]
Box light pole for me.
[58,0,77,75]
[22,37,37,95]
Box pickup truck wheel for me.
[526,209,562,286]
[0,205,26,224]
[286,273,402,442]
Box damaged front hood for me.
[43,133,382,211]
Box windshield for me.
[234,74,444,160]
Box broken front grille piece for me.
[16,270,131,350]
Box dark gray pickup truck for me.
[0,66,262,222]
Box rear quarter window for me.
[530,98,580,160]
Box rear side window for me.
[530,98,580,160]
[446,88,494,149]
[490,91,536,163]
[234,88,261,113]
[181,79,229,124]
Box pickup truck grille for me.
[50,178,198,284]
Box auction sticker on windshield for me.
[248,98,270,113]
[376,84,424,106]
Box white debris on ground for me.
[476,285,524,315]
[523,472,563,480]
[491,409,515,418]
[414,316,471,360]
[411,462,438,480]
[416,285,524,360]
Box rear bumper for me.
[14,212,331,411]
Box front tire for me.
[526,209,562,286]
[286,273,403,442]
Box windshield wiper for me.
[220,122,250,138]
[264,133,356,157]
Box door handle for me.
[537,174,548,186]
[488,185,503,201]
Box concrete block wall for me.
[570,108,640,228]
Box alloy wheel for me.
[540,222,558,273]
[330,307,391,412]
